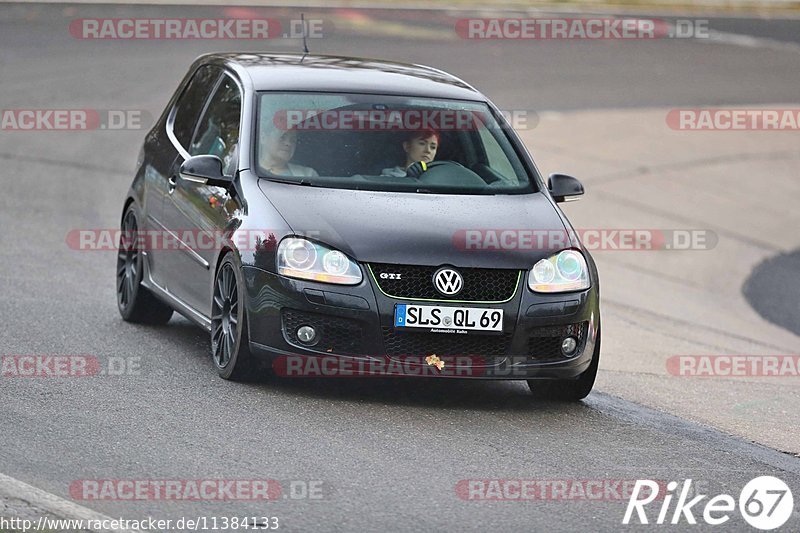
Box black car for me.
[117,53,600,400]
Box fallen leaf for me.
[426,354,445,370]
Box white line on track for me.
[0,472,140,533]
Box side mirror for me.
[548,173,584,203]
[179,155,233,188]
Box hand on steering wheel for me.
[405,160,429,178]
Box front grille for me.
[370,263,520,302]
[528,322,588,361]
[381,327,511,359]
[283,309,364,354]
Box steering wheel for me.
[405,160,466,177]
[407,160,485,187]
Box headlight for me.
[278,237,362,285]
[528,250,589,292]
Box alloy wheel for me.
[211,263,239,368]
[116,210,140,310]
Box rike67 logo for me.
[623,477,794,530]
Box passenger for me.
[259,129,318,177]
[381,129,439,177]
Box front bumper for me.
[243,265,599,379]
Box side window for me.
[477,124,518,183]
[189,74,241,177]
[172,65,221,150]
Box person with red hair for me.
[381,129,439,177]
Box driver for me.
[259,128,318,177]
[381,129,439,177]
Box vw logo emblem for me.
[433,267,463,296]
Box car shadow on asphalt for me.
[254,376,593,414]
[161,316,594,414]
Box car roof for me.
[197,52,486,101]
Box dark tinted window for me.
[190,74,241,176]
[172,65,221,149]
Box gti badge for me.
[380,272,402,280]
[433,267,463,296]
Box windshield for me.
[255,92,537,195]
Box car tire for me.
[116,205,174,325]
[527,327,600,401]
[211,252,255,380]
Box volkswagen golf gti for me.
[116,53,601,400]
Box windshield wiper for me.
[263,176,314,186]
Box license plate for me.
[394,304,503,334]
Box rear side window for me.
[190,74,242,176]
[172,65,221,149]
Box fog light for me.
[297,325,317,344]
[561,336,578,356]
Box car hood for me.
[258,180,572,269]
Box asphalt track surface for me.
[1,3,799,531]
